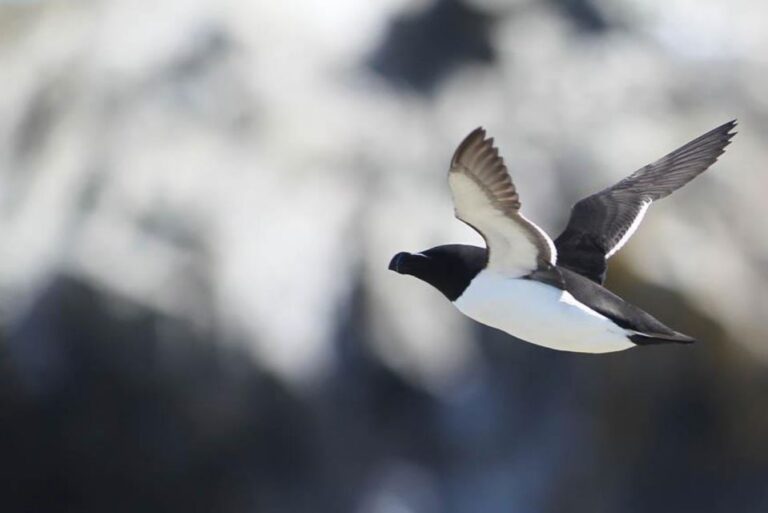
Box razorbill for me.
[389,121,736,353]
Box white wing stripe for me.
[519,213,557,264]
[605,199,652,258]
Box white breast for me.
[453,271,635,353]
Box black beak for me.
[388,252,410,273]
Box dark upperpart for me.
[388,244,487,301]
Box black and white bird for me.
[389,121,736,353]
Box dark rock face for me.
[0,276,317,513]
[367,0,495,94]
[552,0,611,34]
[2,274,768,513]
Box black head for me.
[388,244,487,301]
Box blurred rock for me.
[0,276,317,513]
[368,0,495,94]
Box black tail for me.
[629,331,696,346]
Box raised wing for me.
[555,120,737,283]
[449,128,556,277]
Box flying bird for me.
[389,121,736,353]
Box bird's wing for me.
[554,120,737,283]
[449,128,556,277]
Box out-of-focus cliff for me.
[1,1,767,512]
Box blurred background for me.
[1,1,767,512]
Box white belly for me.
[453,271,635,353]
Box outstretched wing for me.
[449,128,556,277]
[555,120,737,283]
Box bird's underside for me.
[450,244,695,348]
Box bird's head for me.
[388,244,487,301]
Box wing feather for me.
[449,128,556,277]
[555,120,737,283]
